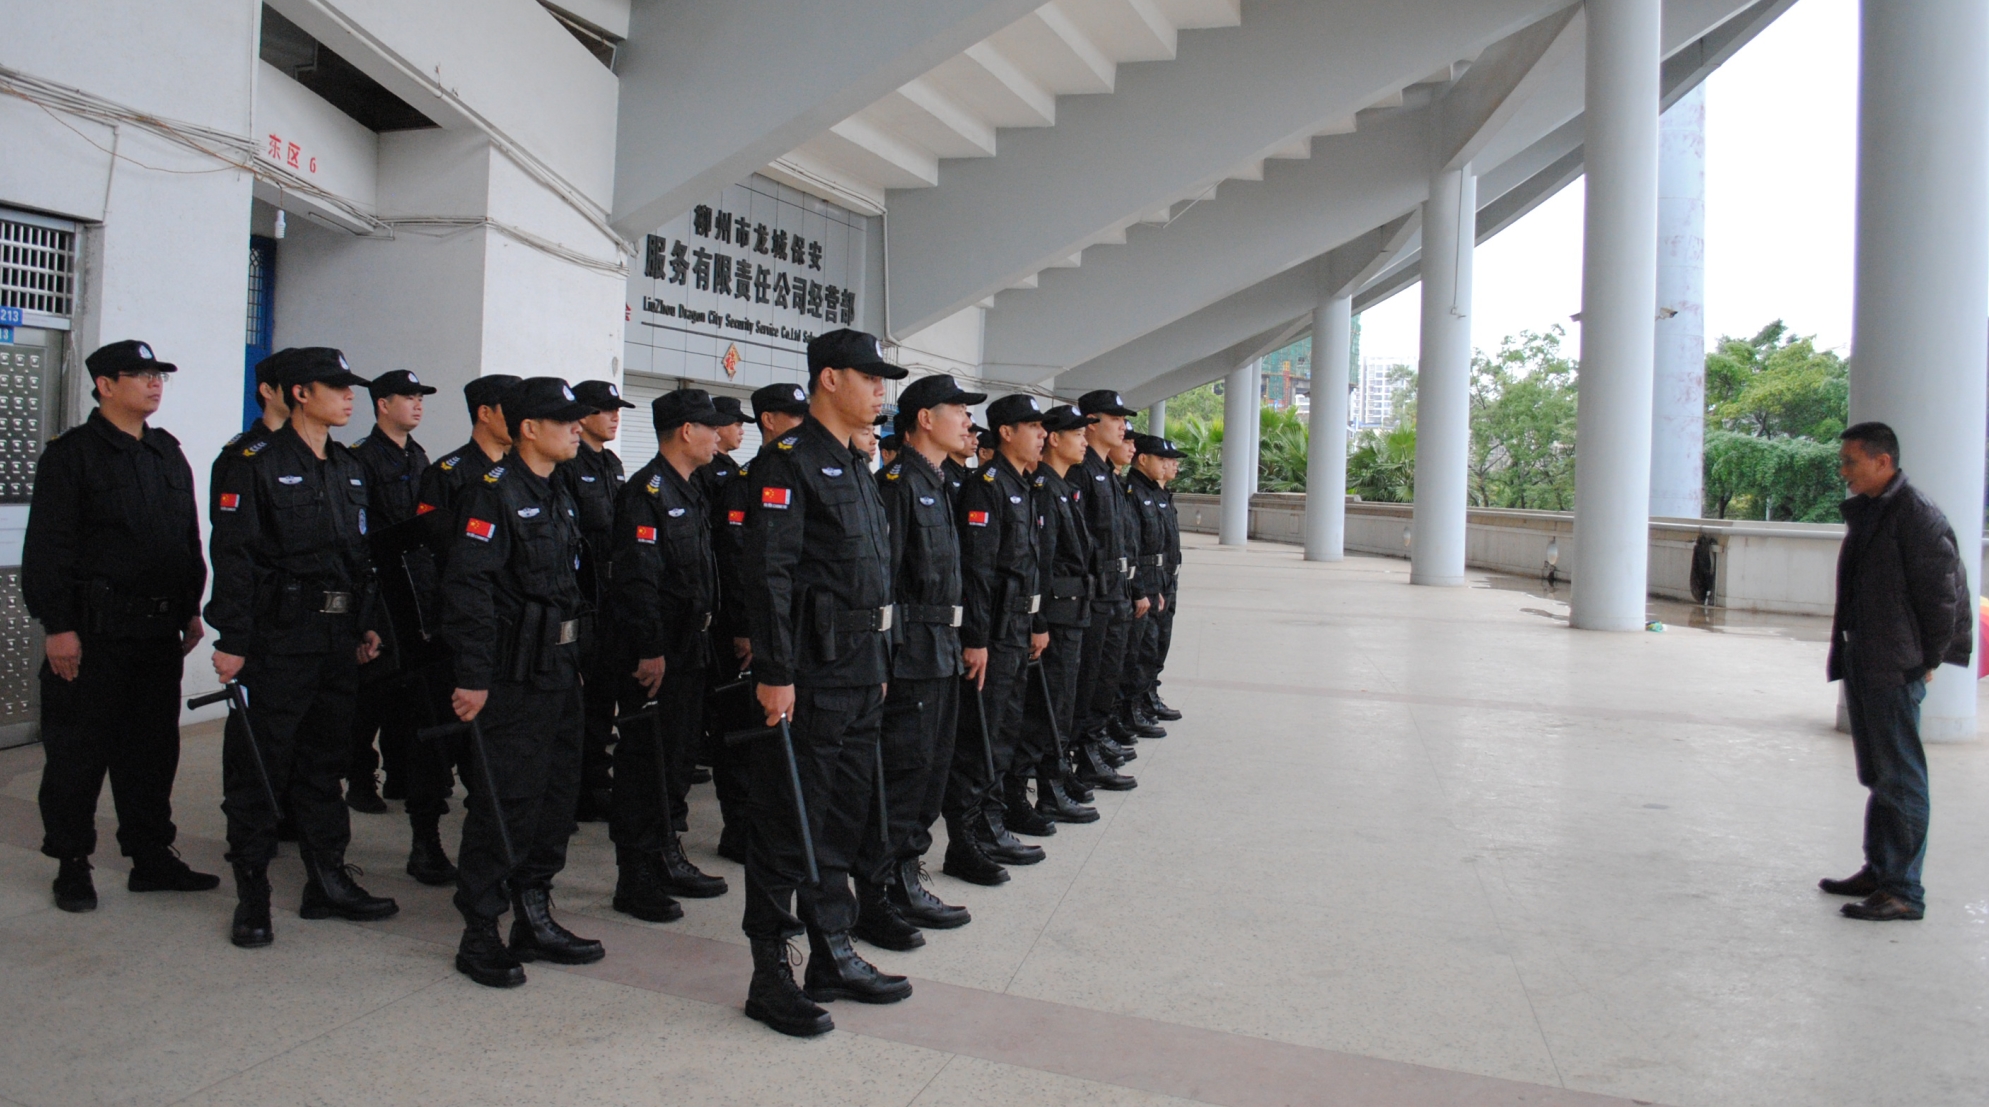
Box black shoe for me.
[508,885,606,963]
[716,825,749,866]
[1841,892,1924,921]
[574,787,613,823]
[1076,742,1137,791]
[1147,692,1182,722]
[53,857,97,913]
[890,858,970,928]
[803,928,912,1004]
[1819,869,1879,897]
[1129,709,1167,738]
[1003,778,1057,837]
[687,765,713,784]
[344,774,388,814]
[299,851,400,921]
[1062,769,1095,804]
[230,862,273,948]
[128,847,221,892]
[655,833,728,898]
[852,879,925,951]
[941,819,1009,886]
[1036,773,1099,824]
[457,918,526,987]
[612,851,684,923]
[979,807,1045,865]
[1105,715,1138,745]
[380,774,408,801]
[1098,735,1135,765]
[746,938,833,1036]
[406,816,458,886]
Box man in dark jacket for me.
[1821,422,1971,921]
[560,380,634,822]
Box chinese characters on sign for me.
[261,133,319,175]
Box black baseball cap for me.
[711,395,748,425]
[877,432,901,453]
[654,388,733,432]
[1041,404,1097,433]
[986,394,1047,428]
[87,340,176,378]
[751,382,810,418]
[1077,389,1138,417]
[572,380,636,410]
[1133,433,1186,459]
[465,374,523,414]
[277,347,369,389]
[806,328,907,379]
[367,369,437,399]
[976,427,998,453]
[505,377,596,423]
[897,373,987,416]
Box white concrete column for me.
[1219,361,1258,545]
[1148,399,1167,438]
[1305,293,1353,560]
[1650,82,1706,520]
[1410,164,1475,586]
[1570,0,1661,631]
[1247,358,1263,496]
[1848,0,1989,741]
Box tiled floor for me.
[2,532,1984,1107]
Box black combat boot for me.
[344,773,388,814]
[230,861,273,948]
[299,851,400,920]
[1125,704,1167,738]
[405,814,457,886]
[1036,771,1099,824]
[1075,741,1137,791]
[655,831,728,898]
[745,938,833,1037]
[1097,731,1135,764]
[803,927,913,1004]
[1062,762,1095,803]
[979,804,1045,865]
[852,877,924,951]
[508,885,605,964]
[128,846,221,892]
[1002,777,1058,837]
[1147,690,1182,721]
[53,856,96,912]
[941,817,1010,886]
[1105,713,1139,746]
[891,857,970,928]
[612,848,684,923]
[457,916,526,988]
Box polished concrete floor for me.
[2,532,1985,1107]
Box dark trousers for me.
[579,654,618,797]
[944,636,1030,820]
[1074,600,1131,737]
[1022,624,1085,780]
[346,663,415,787]
[741,683,882,940]
[610,665,703,852]
[400,669,461,818]
[1843,665,1931,907]
[37,635,185,860]
[454,679,584,922]
[858,675,956,882]
[1119,605,1158,706]
[705,648,757,842]
[1154,584,1177,689]
[222,648,359,866]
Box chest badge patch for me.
[218,492,241,512]
[465,518,495,542]
[518,507,541,518]
[967,510,990,527]
[727,509,746,525]
[349,478,363,486]
[358,508,368,535]
[918,496,935,506]
[635,525,658,544]
[762,486,792,509]
[581,475,597,483]
[822,467,843,477]
[667,507,687,517]
[1009,495,1023,504]
[277,475,302,485]
[1094,474,1106,482]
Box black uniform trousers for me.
[37,635,185,860]
[402,670,464,818]
[222,646,360,866]
[453,680,584,922]
[610,665,702,851]
[579,651,619,798]
[944,635,1030,821]
[1120,607,1158,706]
[704,649,756,842]
[346,660,415,788]
[1074,599,1132,738]
[741,683,882,940]
[1155,583,1178,688]
[858,675,957,883]
[1023,624,1086,780]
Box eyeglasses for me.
[120,370,170,382]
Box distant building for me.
[1356,356,1412,428]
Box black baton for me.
[872,736,891,852]
[1031,659,1067,765]
[418,716,516,871]
[190,682,282,822]
[725,715,819,886]
[969,679,998,784]
[618,698,672,832]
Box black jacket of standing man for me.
[1119,435,1181,736]
[438,376,603,988]
[415,375,523,566]
[1069,390,1143,790]
[206,348,396,949]
[209,351,291,521]
[25,340,215,914]
[1028,404,1105,821]
[739,328,910,1038]
[560,379,633,823]
[1820,422,1971,923]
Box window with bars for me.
[0,219,76,317]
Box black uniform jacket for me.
[611,456,717,672]
[209,420,276,520]
[557,439,623,601]
[438,455,587,692]
[1036,464,1092,628]
[743,415,892,688]
[416,440,504,567]
[350,428,428,527]
[206,424,374,658]
[956,453,1045,649]
[24,410,205,638]
[877,448,963,680]
[1829,472,1973,686]
[1127,469,1170,603]
[698,450,748,642]
[940,457,970,507]
[1158,478,1181,590]
[1075,447,1137,603]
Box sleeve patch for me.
[416,501,437,515]
[635,525,658,544]
[218,492,241,512]
[727,509,747,526]
[761,486,791,509]
[967,510,990,527]
[465,517,496,542]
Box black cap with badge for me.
[1132,432,1186,459]
[806,328,908,380]
[572,380,636,410]
[367,369,438,399]
[751,382,810,418]
[985,393,1048,428]
[277,347,370,390]
[86,339,177,379]
[653,388,734,433]
[1077,389,1138,417]
[711,395,748,425]
[504,377,596,424]
[896,373,987,415]
[464,374,524,415]
[1041,403,1097,433]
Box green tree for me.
[1703,430,1843,521]
[1468,328,1579,510]
[1347,424,1417,503]
[1705,321,1849,440]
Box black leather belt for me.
[901,604,963,627]
[319,591,354,615]
[1049,575,1090,600]
[1112,557,1130,573]
[556,619,580,645]
[1140,554,1165,566]
[1004,593,1041,614]
[833,605,894,633]
[121,595,177,618]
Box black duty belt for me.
[556,619,580,645]
[1111,557,1130,573]
[833,605,894,633]
[318,591,354,615]
[1139,554,1165,566]
[1004,593,1041,614]
[1049,575,1090,600]
[120,595,177,618]
[901,604,964,627]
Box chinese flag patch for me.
[635,525,658,545]
[727,509,746,526]
[967,510,990,527]
[416,501,437,516]
[761,486,791,510]
[465,517,495,542]
[218,492,240,512]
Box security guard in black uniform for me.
[416,376,522,556]
[438,376,603,987]
[948,393,1052,876]
[210,351,291,522]
[689,393,749,794]
[1125,435,1186,725]
[207,348,397,949]
[708,383,810,863]
[344,370,437,814]
[1028,404,1102,824]
[1108,433,1163,745]
[560,379,632,822]
[607,389,733,924]
[1070,391,1141,790]
[858,373,985,949]
[740,329,909,1037]
[26,340,215,913]
[1150,445,1185,722]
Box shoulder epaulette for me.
[775,435,799,451]
[1033,474,1046,487]
[241,439,269,458]
[982,468,997,482]
[482,465,506,484]
[738,460,752,476]
[224,431,244,448]
[884,463,902,481]
[646,472,663,495]
[440,455,461,471]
